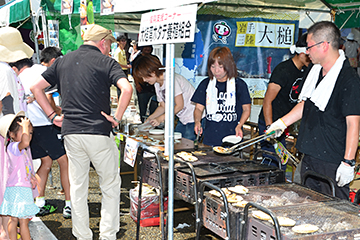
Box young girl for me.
[0,111,39,240]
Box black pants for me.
[301,154,349,200]
[137,92,157,123]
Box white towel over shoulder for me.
[206,77,236,115]
[298,50,346,111]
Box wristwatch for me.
[113,116,121,124]
[342,159,356,167]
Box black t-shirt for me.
[259,58,306,122]
[42,45,127,137]
[191,77,251,146]
[296,60,360,164]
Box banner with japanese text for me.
[174,13,300,98]
[138,4,197,46]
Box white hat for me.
[347,32,355,40]
[0,111,25,145]
[0,27,34,63]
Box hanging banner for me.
[101,0,114,15]
[235,21,295,48]
[48,20,60,47]
[61,0,73,15]
[80,0,94,39]
[174,13,299,98]
[138,4,197,46]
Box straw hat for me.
[83,24,116,43]
[0,111,25,145]
[0,27,34,63]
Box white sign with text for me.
[138,4,197,46]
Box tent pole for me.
[339,10,355,30]
[31,15,40,63]
[165,43,175,240]
[41,8,49,47]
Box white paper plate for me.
[149,129,164,135]
[174,132,182,140]
[222,135,242,144]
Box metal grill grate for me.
[247,201,360,239]
[201,183,335,239]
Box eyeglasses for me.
[306,41,329,50]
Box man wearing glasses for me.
[267,21,360,200]
[31,24,132,240]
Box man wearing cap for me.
[0,26,34,240]
[31,24,132,240]
[342,32,360,71]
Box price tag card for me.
[124,138,139,167]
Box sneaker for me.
[63,206,71,219]
[36,204,58,217]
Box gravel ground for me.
[36,126,296,239]
[38,160,223,240]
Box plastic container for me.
[129,187,168,227]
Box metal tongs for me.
[136,121,155,131]
[194,131,201,150]
[213,130,278,155]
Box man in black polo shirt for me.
[31,24,132,240]
[267,21,360,200]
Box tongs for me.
[136,121,155,131]
[194,131,201,150]
[213,130,278,155]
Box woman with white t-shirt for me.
[132,54,201,140]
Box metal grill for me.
[141,152,285,204]
[241,183,334,207]
[247,201,360,240]
[201,183,335,239]
[176,168,285,204]
[141,151,240,189]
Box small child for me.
[0,111,39,240]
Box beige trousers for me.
[64,134,121,240]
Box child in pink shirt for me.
[0,111,39,240]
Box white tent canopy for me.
[114,0,215,13]
[0,0,41,27]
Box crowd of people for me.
[0,20,360,240]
